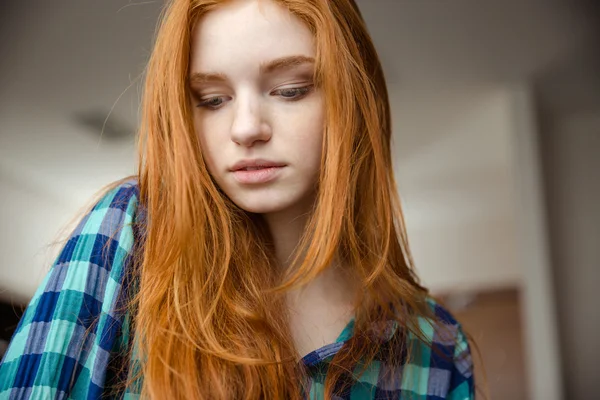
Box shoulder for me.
[404,296,475,399]
[72,177,141,242]
[53,177,141,289]
[0,178,141,399]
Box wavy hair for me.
[119,0,450,398]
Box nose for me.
[230,96,271,147]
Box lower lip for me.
[232,166,285,184]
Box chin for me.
[226,187,310,215]
[233,197,292,215]
[219,180,316,216]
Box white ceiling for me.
[0,0,595,201]
[359,0,596,86]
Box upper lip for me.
[230,159,287,171]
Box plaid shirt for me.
[0,180,474,399]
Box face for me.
[189,0,324,216]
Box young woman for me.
[0,0,475,398]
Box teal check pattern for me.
[0,180,474,399]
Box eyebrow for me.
[189,55,315,85]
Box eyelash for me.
[196,85,314,110]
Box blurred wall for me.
[540,110,600,399]
[0,169,77,303]
[391,86,522,294]
[536,35,600,399]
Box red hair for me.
[120,0,446,398]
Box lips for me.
[238,166,274,171]
[230,159,286,184]
[230,159,286,172]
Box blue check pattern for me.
[0,180,474,399]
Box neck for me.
[261,197,359,307]
[262,202,312,269]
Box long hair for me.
[123,0,443,398]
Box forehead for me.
[190,0,315,73]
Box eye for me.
[273,85,313,100]
[197,96,228,110]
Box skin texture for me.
[189,0,356,357]
[189,0,325,267]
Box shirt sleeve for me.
[0,180,140,400]
[446,323,475,400]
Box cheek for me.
[195,110,225,153]
[195,119,224,178]
[294,103,325,167]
